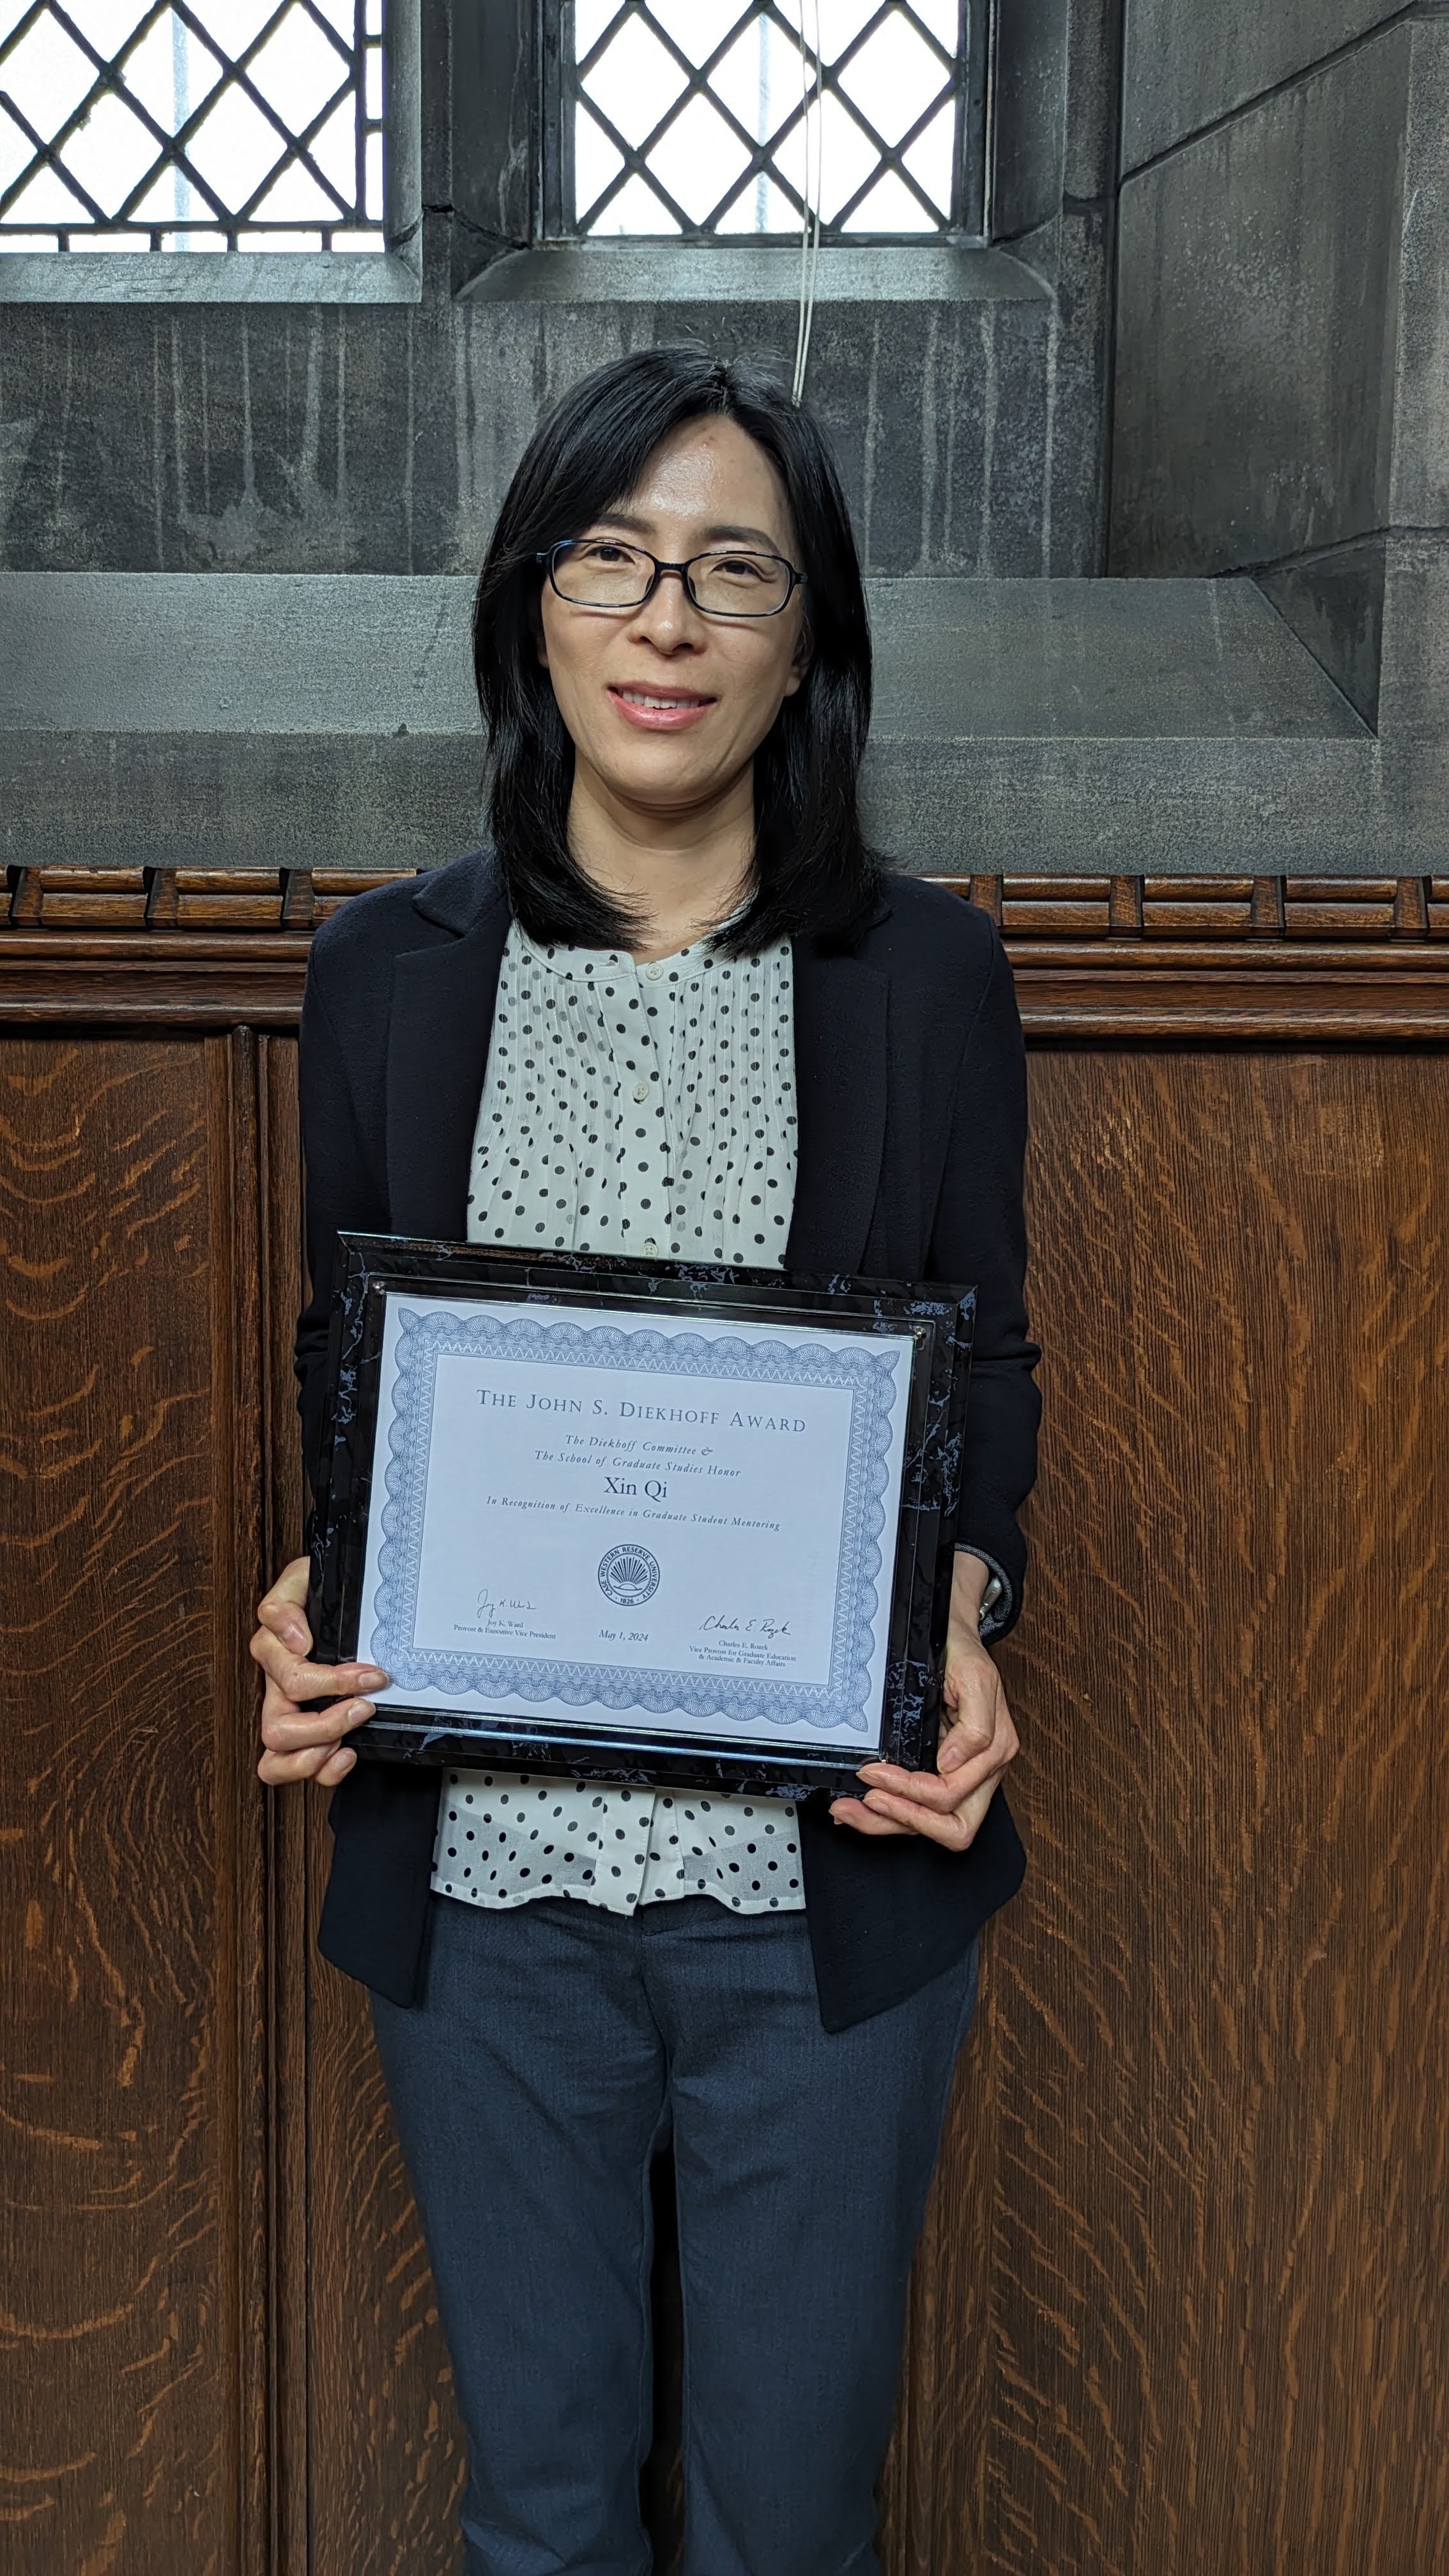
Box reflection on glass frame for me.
[309,1236,976,1799]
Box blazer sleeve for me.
[926,920,1041,1637]
[295,944,389,1504]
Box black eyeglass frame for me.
[535,539,806,620]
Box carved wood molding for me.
[959,871,1449,1041]
[2,865,1446,1038]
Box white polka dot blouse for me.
[430,916,805,1919]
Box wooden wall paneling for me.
[257,1030,470,2573]
[302,1796,467,2575]
[258,1034,312,2576]
[215,1026,273,2576]
[880,1027,1163,2576]
[1,871,1445,2576]
[0,1026,271,2570]
[951,1050,1448,2573]
[288,977,467,2573]
[879,1944,1002,2576]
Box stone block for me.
[0,572,480,736]
[1121,0,1400,171]
[0,299,454,574]
[11,571,1437,882]
[867,576,1363,740]
[1377,535,1449,742]
[1062,0,1124,204]
[0,246,1085,580]
[865,733,1446,875]
[993,0,1070,240]
[0,726,484,871]
[1006,206,1115,573]
[992,0,1121,226]
[1257,542,1386,728]
[453,250,1075,578]
[1391,19,1449,528]
[1112,31,1410,574]
[1,571,1363,753]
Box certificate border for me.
[309,1241,976,1798]
[372,1305,905,1735]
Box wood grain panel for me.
[0,885,1443,2576]
[0,1032,268,2572]
[258,1036,312,2576]
[303,1824,467,2575]
[897,1050,1449,2574]
[252,1034,468,2573]
[280,1015,466,2574]
[880,1953,1000,2576]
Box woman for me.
[252,347,1039,2576]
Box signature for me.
[700,1613,791,1641]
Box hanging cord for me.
[790,0,823,405]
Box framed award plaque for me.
[307,1238,976,1800]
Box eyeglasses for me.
[537,539,804,620]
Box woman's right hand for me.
[251,1555,388,1788]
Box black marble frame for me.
[309,1234,975,1798]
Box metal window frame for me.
[0,0,420,302]
[540,0,988,246]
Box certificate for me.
[310,1240,975,1798]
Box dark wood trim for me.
[7,866,1446,942]
[0,934,317,1025]
[1002,949,1449,1043]
[0,868,1445,1039]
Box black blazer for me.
[296,850,1041,2031]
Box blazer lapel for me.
[386,857,510,1239]
[786,933,890,1273]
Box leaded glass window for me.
[0,1,385,252]
[547,1,984,242]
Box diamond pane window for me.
[0,1,387,253]
[552,1,984,242]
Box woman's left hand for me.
[830,1554,1018,1850]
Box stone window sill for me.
[457,241,1048,308]
[0,250,422,307]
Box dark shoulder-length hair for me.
[472,346,877,956]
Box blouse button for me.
[632,1079,652,1101]
[643,1238,659,1256]
[645,963,664,981]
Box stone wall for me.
[0,4,1117,583]
[1111,0,1449,749]
[3,0,1442,877]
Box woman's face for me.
[536,415,809,824]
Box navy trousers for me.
[371,1891,979,2576]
